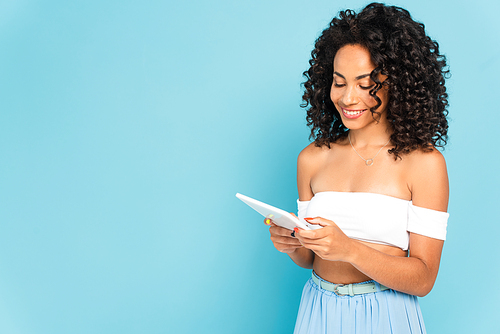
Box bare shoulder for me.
[297,142,331,200]
[407,147,447,169]
[406,148,449,211]
[298,142,329,166]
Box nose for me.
[341,85,359,106]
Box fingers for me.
[293,230,333,257]
[271,236,302,247]
[267,222,302,252]
[274,245,302,254]
[270,227,301,243]
[297,217,339,240]
[269,223,293,236]
[265,217,317,253]
[271,237,302,253]
[304,217,331,227]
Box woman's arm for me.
[345,233,443,296]
[288,247,315,269]
[267,221,314,269]
[266,144,320,269]
[295,149,449,296]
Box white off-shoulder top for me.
[297,191,449,251]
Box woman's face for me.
[330,44,389,130]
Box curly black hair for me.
[302,2,449,159]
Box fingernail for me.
[294,227,299,233]
[304,217,313,222]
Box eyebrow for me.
[333,71,371,80]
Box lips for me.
[341,107,366,119]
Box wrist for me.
[289,245,304,256]
[288,246,314,269]
[344,238,360,264]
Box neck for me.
[347,121,392,147]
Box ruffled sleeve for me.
[297,199,310,221]
[407,203,449,240]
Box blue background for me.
[0,0,498,333]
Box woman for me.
[266,3,449,334]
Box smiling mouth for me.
[341,108,366,119]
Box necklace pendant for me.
[348,133,390,167]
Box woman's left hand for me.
[295,217,354,262]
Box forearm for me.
[347,241,439,297]
[288,247,315,269]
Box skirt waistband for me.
[311,271,390,296]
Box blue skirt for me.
[294,273,426,334]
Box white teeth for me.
[343,109,364,115]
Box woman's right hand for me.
[265,216,303,254]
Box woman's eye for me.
[360,85,375,90]
[333,83,345,87]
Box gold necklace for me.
[348,133,391,166]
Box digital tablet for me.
[235,193,321,230]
